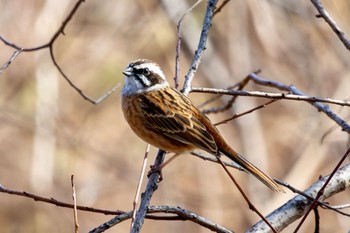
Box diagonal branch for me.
[310,0,350,51]
[181,0,219,95]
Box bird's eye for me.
[142,68,150,76]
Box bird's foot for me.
[147,165,163,183]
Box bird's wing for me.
[136,88,218,154]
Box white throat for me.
[121,76,169,96]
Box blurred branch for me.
[247,162,350,233]
[0,0,119,104]
[181,0,219,95]
[310,0,350,51]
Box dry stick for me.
[0,0,119,104]
[71,175,79,233]
[293,146,350,233]
[215,156,278,233]
[130,144,150,230]
[174,0,203,89]
[310,0,350,51]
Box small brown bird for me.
[121,59,284,192]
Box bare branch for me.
[310,0,350,51]
[181,0,219,95]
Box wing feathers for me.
[137,88,217,154]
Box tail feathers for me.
[222,150,284,193]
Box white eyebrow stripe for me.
[135,63,166,81]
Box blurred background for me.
[0,0,350,232]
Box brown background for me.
[0,0,349,232]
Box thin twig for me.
[293,146,350,232]
[215,156,278,233]
[310,0,350,51]
[213,99,279,126]
[71,175,79,233]
[130,144,150,230]
[174,0,203,89]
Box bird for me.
[121,59,284,192]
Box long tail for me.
[221,148,284,193]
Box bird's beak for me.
[122,67,133,77]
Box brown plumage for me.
[121,59,284,193]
